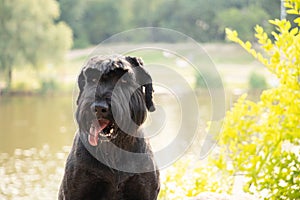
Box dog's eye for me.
[105,97,111,103]
[86,77,98,84]
[103,94,112,104]
[85,68,100,84]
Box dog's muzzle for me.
[88,118,117,146]
[88,102,117,146]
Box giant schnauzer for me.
[59,55,160,200]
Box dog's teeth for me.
[110,129,114,133]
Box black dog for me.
[59,55,160,200]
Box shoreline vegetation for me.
[0,43,272,97]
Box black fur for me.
[59,55,160,200]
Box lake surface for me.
[0,96,76,154]
[0,93,213,152]
[0,93,223,199]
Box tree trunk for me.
[7,66,12,91]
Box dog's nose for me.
[95,106,108,114]
[91,102,109,117]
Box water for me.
[0,94,213,199]
[0,96,76,199]
[0,96,76,154]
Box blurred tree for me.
[58,0,87,48]
[131,0,162,27]
[55,0,281,46]
[260,0,281,18]
[0,0,72,90]
[215,6,271,41]
[248,72,267,90]
[157,0,221,42]
[82,0,126,44]
[156,0,275,42]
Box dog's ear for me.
[76,69,85,105]
[125,56,144,67]
[144,82,155,112]
[125,56,155,112]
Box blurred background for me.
[0,0,288,199]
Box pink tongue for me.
[88,119,109,146]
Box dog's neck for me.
[111,128,148,153]
[76,130,155,173]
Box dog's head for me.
[76,55,155,146]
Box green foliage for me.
[82,0,126,44]
[156,0,220,42]
[216,6,271,41]
[248,72,267,89]
[159,1,300,199]
[0,0,72,89]
[195,70,223,89]
[39,79,58,94]
[13,82,28,91]
[215,1,300,199]
[158,157,233,199]
[57,0,280,45]
[257,151,300,199]
[58,0,87,48]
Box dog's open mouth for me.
[88,119,115,146]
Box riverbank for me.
[0,43,275,97]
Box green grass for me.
[204,43,255,64]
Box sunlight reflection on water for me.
[0,145,70,199]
